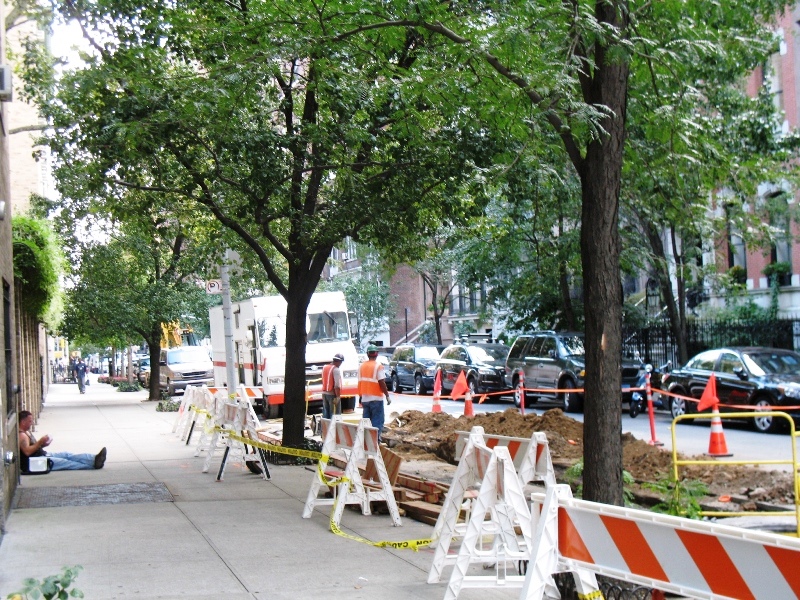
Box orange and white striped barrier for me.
[303,417,401,528]
[524,482,800,600]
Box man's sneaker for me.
[94,447,107,469]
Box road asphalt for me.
[0,381,516,600]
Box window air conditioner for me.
[0,66,12,101]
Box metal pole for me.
[405,307,409,342]
[220,252,238,393]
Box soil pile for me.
[384,408,795,505]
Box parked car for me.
[666,346,800,433]
[389,344,446,394]
[436,342,510,397]
[504,331,641,413]
[136,357,151,386]
[159,346,214,396]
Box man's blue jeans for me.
[322,394,341,420]
[361,400,385,440]
[49,452,95,470]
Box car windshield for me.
[467,345,507,364]
[416,346,441,360]
[558,335,585,357]
[168,347,210,365]
[744,351,800,376]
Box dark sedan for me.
[667,346,800,433]
[436,343,510,397]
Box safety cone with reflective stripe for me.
[431,370,442,414]
[707,405,732,457]
[463,391,475,417]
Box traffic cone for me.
[431,370,442,414]
[463,391,475,417]
[707,405,732,457]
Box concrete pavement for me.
[0,381,514,599]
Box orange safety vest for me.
[358,359,384,397]
[322,363,336,393]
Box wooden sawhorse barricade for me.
[303,417,401,528]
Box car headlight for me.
[425,367,436,377]
[780,383,800,399]
[267,376,285,385]
[478,368,494,375]
[343,370,358,379]
[204,370,214,378]
[172,372,183,380]
[577,369,586,378]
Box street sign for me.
[206,280,223,294]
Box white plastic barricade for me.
[522,483,800,600]
[429,426,532,589]
[303,418,401,528]
[454,429,555,486]
[440,445,532,600]
[202,385,270,481]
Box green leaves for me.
[11,216,65,328]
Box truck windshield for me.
[167,347,210,364]
[308,311,350,343]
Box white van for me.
[159,346,214,395]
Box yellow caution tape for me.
[219,428,323,460]
[329,497,435,551]
[578,591,604,600]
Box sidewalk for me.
[0,382,512,599]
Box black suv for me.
[436,342,510,396]
[505,332,640,413]
[388,344,445,394]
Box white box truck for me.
[208,291,360,417]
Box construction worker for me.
[321,353,344,419]
[358,345,391,439]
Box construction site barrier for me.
[672,410,800,537]
[430,426,533,597]
[527,482,800,600]
[303,417,402,527]
[430,422,800,600]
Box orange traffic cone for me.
[431,370,443,414]
[463,391,475,417]
[707,405,732,457]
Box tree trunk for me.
[147,333,161,401]
[578,0,630,507]
[282,286,314,448]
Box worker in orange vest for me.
[321,353,344,419]
[358,345,391,439]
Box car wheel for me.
[669,388,688,420]
[752,397,780,433]
[391,373,401,393]
[414,375,427,395]
[264,403,280,419]
[467,376,477,397]
[560,378,582,413]
[513,376,523,408]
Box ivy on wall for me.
[12,215,63,328]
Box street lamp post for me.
[404,307,409,342]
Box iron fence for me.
[623,317,800,367]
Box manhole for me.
[15,482,174,509]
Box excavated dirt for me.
[384,408,796,506]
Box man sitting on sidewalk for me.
[18,410,107,472]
